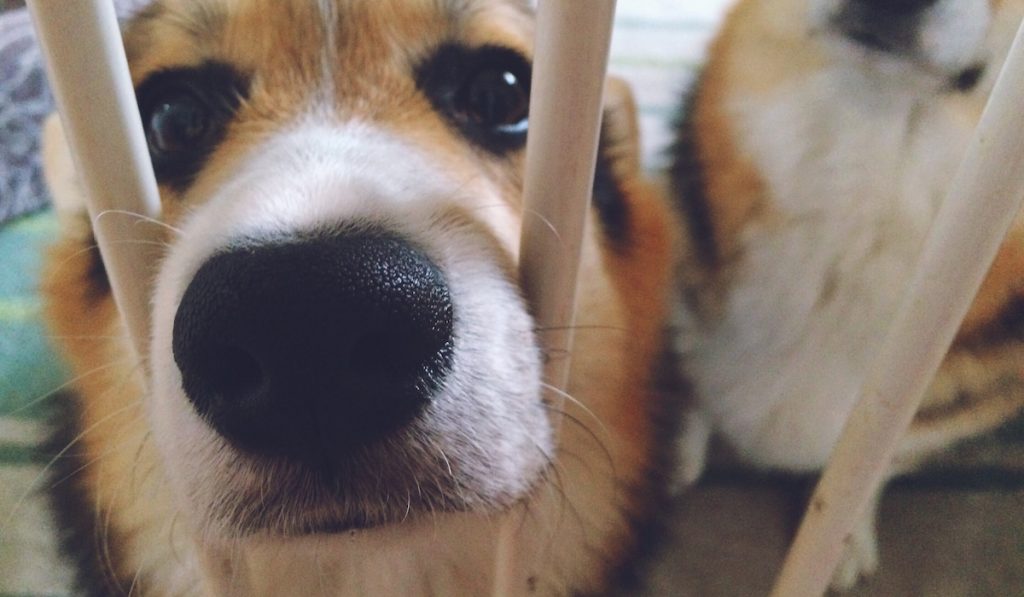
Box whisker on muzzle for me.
[541,381,611,439]
[45,239,174,290]
[94,209,184,237]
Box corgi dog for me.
[672,0,1024,590]
[39,1,680,594]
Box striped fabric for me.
[0,211,76,596]
[0,2,729,595]
[610,0,724,171]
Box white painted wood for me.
[27,0,161,364]
[493,1,617,594]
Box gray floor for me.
[637,483,1024,596]
[635,419,1024,596]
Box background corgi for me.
[39,1,680,594]
[672,0,1024,589]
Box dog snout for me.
[171,231,454,464]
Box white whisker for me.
[95,209,183,236]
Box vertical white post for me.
[492,1,617,595]
[770,19,1024,597]
[517,1,617,394]
[27,0,161,364]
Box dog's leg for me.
[829,485,881,592]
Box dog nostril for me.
[207,344,266,405]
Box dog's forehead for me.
[125,0,534,85]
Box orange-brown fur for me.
[686,3,771,269]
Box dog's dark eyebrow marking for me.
[668,72,719,268]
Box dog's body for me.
[40,1,679,594]
[672,0,1024,588]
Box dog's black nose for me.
[172,231,454,463]
[847,0,938,17]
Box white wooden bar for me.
[770,19,1024,597]
[492,1,617,594]
[27,0,161,364]
[518,0,617,394]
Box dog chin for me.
[189,421,547,540]
[152,339,551,540]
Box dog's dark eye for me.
[136,62,248,191]
[454,67,529,135]
[147,93,213,156]
[417,44,532,153]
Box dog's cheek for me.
[436,248,551,500]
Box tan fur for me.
[41,1,676,594]
[599,84,680,561]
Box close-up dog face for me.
[135,0,552,539]
[40,0,678,593]
[806,0,1024,89]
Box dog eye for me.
[146,93,213,157]
[136,62,248,191]
[417,45,532,154]
[455,66,529,135]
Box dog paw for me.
[829,515,879,592]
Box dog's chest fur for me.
[689,67,979,471]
